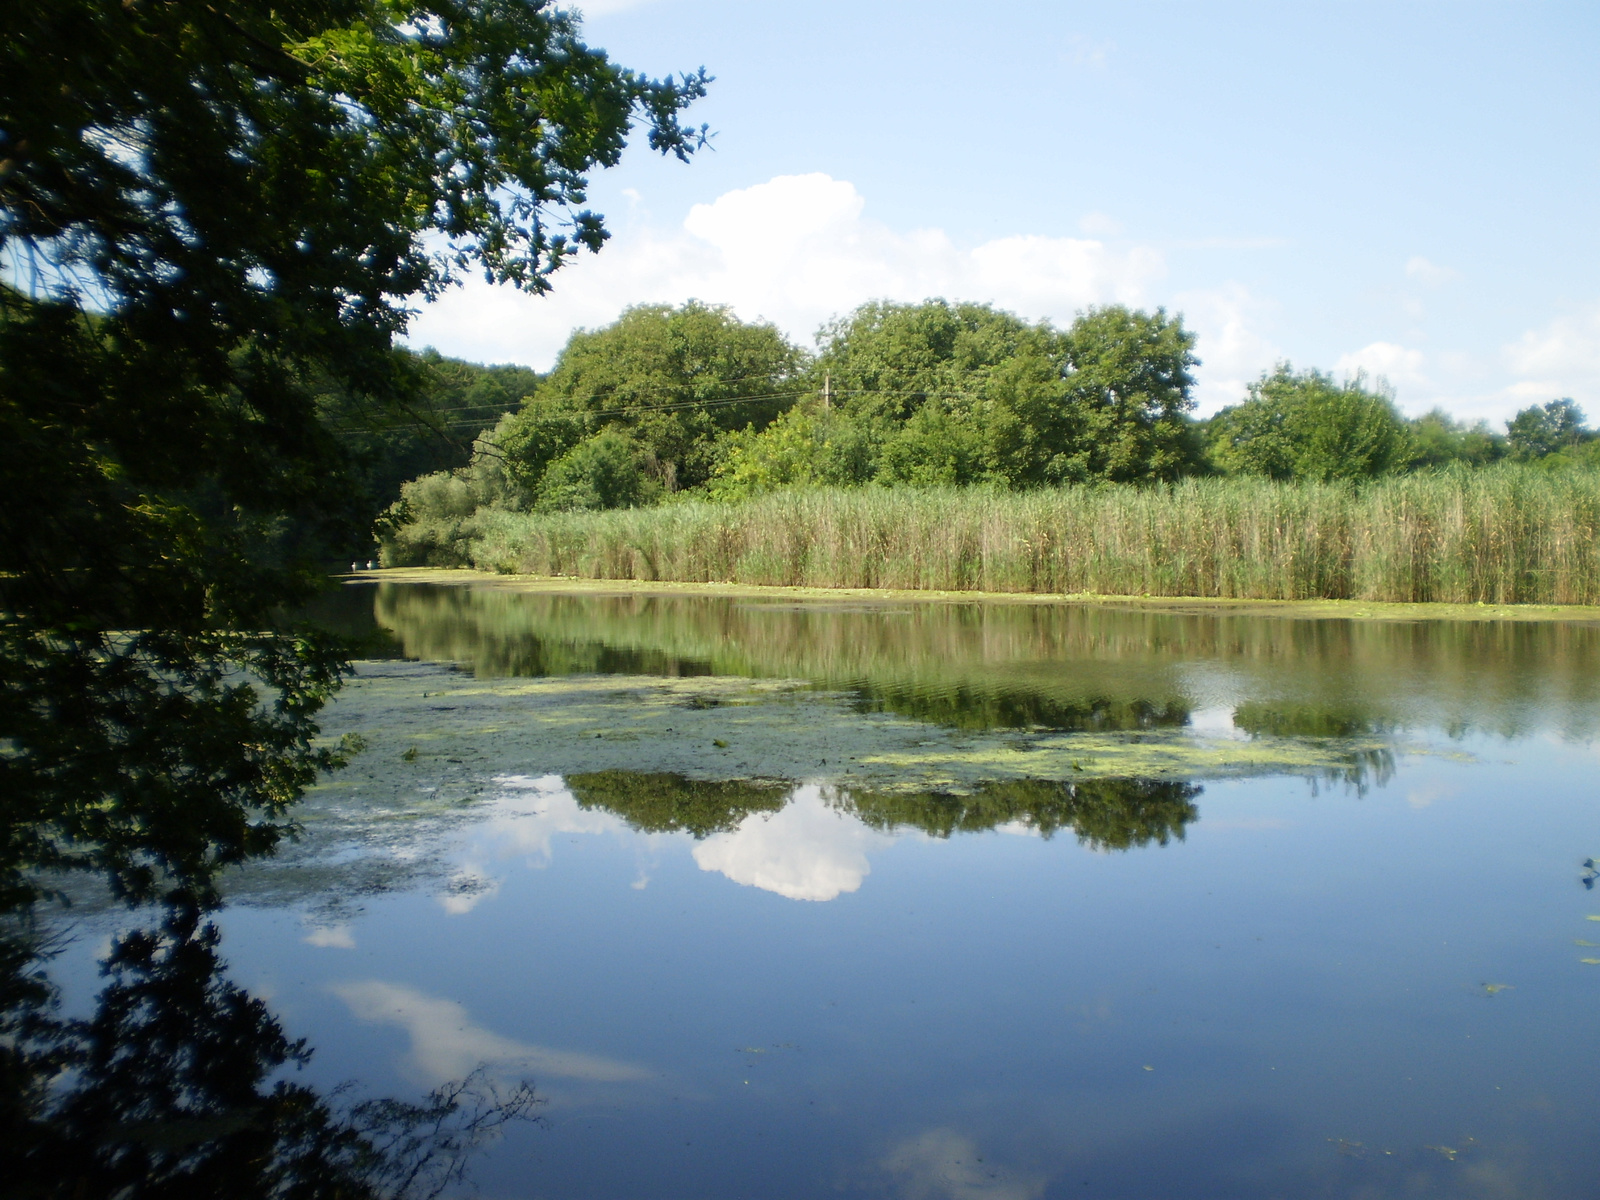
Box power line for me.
[326,387,812,435]
[324,382,1027,437]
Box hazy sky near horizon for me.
[406,0,1600,421]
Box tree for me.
[816,299,1041,427]
[1408,408,1504,468]
[1030,305,1201,484]
[536,427,650,511]
[719,300,1202,493]
[3,0,707,1179]
[0,0,707,908]
[495,301,804,502]
[1506,398,1587,460]
[1207,365,1414,482]
[705,405,876,498]
[315,347,541,536]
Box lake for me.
[49,580,1600,1198]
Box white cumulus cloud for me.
[1334,341,1430,396]
[406,173,1165,368]
[692,785,894,902]
[1503,305,1600,402]
[1175,282,1281,413]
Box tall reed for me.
[399,466,1600,604]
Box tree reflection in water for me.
[3,903,538,1199]
[846,682,1191,733]
[849,778,1203,849]
[568,770,788,837]
[569,770,1203,851]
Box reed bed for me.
[397,466,1600,604]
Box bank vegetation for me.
[383,466,1600,605]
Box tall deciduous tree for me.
[715,300,1202,493]
[1505,398,1587,461]
[495,301,804,503]
[0,0,707,908]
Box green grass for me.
[387,465,1600,604]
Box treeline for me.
[314,347,540,541]
[369,299,1600,602]
[374,299,1597,553]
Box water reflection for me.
[333,980,648,1088]
[568,770,788,837]
[3,906,538,1198]
[850,778,1202,849]
[366,582,1600,739]
[880,1129,1046,1200]
[568,771,1201,853]
[691,787,894,901]
[527,772,1202,901]
[848,682,1191,733]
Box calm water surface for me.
[65,583,1600,1197]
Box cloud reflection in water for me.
[333,980,650,1088]
[882,1129,1046,1200]
[692,785,895,901]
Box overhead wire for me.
[324,382,1017,437]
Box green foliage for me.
[2,0,705,1183]
[494,405,594,498]
[877,397,995,486]
[1408,408,1505,468]
[706,407,876,498]
[1535,439,1600,471]
[380,472,493,568]
[710,300,1201,498]
[1052,305,1203,482]
[316,347,540,538]
[444,466,1600,604]
[817,299,1041,426]
[566,771,788,837]
[849,779,1201,849]
[1207,365,1415,481]
[1506,398,1588,461]
[537,428,656,511]
[1,0,705,912]
[496,301,804,502]
[822,299,1202,486]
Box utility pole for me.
[822,372,832,411]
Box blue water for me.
[42,585,1600,1198]
[211,750,1597,1198]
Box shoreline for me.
[338,567,1600,624]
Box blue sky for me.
[408,0,1600,420]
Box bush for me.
[1208,366,1414,481]
[536,429,656,511]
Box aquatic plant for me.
[401,465,1600,605]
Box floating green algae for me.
[306,660,1413,802]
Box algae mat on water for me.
[211,655,1440,913]
[312,660,1410,798]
